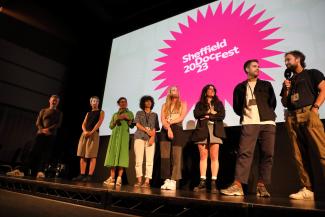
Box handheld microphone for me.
[284,68,292,80]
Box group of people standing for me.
[15,50,325,201]
[103,87,187,190]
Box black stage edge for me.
[0,175,325,217]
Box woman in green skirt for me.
[103,97,134,186]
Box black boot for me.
[72,174,85,181]
[194,179,207,192]
[210,180,218,194]
[82,175,93,182]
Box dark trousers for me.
[159,126,183,181]
[235,124,276,184]
[160,141,182,181]
[27,134,55,176]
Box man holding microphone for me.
[281,50,325,200]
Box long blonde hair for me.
[163,86,182,117]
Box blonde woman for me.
[160,86,187,190]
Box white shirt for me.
[241,80,275,125]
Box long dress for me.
[104,108,134,168]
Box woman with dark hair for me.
[192,84,226,193]
[133,95,160,187]
[103,97,134,186]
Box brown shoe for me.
[210,180,219,194]
[134,181,142,187]
[141,182,150,188]
[220,182,244,196]
[193,179,206,192]
[256,183,270,197]
[36,172,45,179]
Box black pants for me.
[234,124,276,184]
[27,134,55,176]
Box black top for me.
[233,79,276,123]
[191,100,226,141]
[280,69,324,111]
[86,110,101,131]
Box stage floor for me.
[0,175,324,217]
[0,189,139,217]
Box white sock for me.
[200,176,206,180]
[211,176,217,180]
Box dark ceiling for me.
[0,0,218,146]
[0,0,217,65]
[0,0,217,43]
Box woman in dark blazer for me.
[192,84,226,193]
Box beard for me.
[249,71,259,78]
[287,63,297,71]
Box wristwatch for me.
[312,104,320,109]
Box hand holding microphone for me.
[284,79,291,90]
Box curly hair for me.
[139,95,155,110]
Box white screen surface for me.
[101,0,325,135]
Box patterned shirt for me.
[134,110,160,140]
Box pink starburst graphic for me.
[153,1,283,112]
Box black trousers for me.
[234,124,276,184]
[27,134,55,176]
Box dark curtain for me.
[0,104,37,165]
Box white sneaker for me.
[166,179,176,190]
[6,169,24,177]
[103,177,115,186]
[289,187,314,200]
[161,179,170,189]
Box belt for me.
[288,105,312,116]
